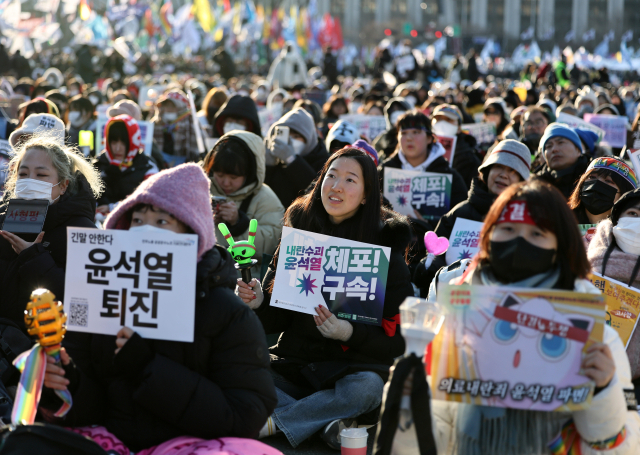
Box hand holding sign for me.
[0,230,44,254]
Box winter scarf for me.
[103,115,142,169]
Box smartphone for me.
[211,196,227,211]
[274,125,290,147]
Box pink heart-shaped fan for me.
[424,231,449,256]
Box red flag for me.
[333,16,343,49]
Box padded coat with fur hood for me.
[210,131,285,277]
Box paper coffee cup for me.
[341,427,367,455]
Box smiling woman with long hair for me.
[236,148,415,450]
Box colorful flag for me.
[160,1,173,36]
[194,0,214,32]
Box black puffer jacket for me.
[255,214,413,390]
[535,154,591,199]
[451,132,482,189]
[0,173,97,332]
[413,178,495,294]
[56,246,277,452]
[213,95,262,138]
[378,152,468,267]
[95,152,156,205]
[265,140,329,208]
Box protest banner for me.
[557,113,605,143]
[96,116,154,157]
[64,228,198,342]
[461,123,496,146]
[0,139,11,197]
[258,104,283,137]
[339,114,387,141]
[589,272,640,348]
[434,134,457,163]
[446,218,483,264]
[271,227,391,326]
[628,148,640,176]
[383,168,452,220]
[432,283,605,411]
[584,114,627,148]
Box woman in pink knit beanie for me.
[42,164,279,455]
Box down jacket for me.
[430,265,640,455]
[53,246,277,452]
[210,131,284,277]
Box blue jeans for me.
[271,371,384,448]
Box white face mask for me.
[163,112,178,123]
[612,217,640,256]
[223,121,246,134]
[129,224,177,234]
[389,110,404,126]
[68,111,84,127]
[88,95,99,106]
[15,178,61,203]
[291,138,306,155]
[68,89,79,97]
[432,120,459,137]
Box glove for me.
[264,146,278,166]
[270,138,296,165]
[317,314,353,341]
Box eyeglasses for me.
[523,118,547,128]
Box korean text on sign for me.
[64,227,198,342]
[383,167,452,220]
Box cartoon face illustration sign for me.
[431,284,606,412]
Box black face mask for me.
[580,179,618,215]
[489,236,556,283]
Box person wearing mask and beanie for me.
[588,188,640,399]
[414,139,531,296]
[264,108,329,208]
[41,164,279,455]
[94,115,159,216]
[432,179,640,455]
[379,110,467,272]
[150,90,201,166]
[536,123,592,199]
[203,131,284,278]
[575,86,599,118]
[213,94,262,139]
[569,157,637,225]
[372,98,411,161]
[431,104,482,188]
[66,95,97,151]
[0,136,103,332]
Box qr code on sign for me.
[69,303,88,327]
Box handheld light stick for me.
[219,219,259,283]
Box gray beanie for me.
[266,107,319,156]
[478,139,531,181]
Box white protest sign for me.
[96,116,154,157]
[584,114,628,148]
[259,104,283,137]
[445,218,483,264]
[339,114,387,141]
[629,149,640,177]
[383,168,453,221]
[64,228,198,342]
[557,113,605,143]
[462,123,496,145]
[271,227,391,326]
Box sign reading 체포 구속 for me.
[383,168,452,220]
[271,227,391,326]
[64,227,198,342]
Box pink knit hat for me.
[105,163,215,260]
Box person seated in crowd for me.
[378,110,467,271]
[293,99,324,130]
[197,88,228,138]
[45,90,69,120]
[94,115,158,216]
[213,94,262,139]
[430,103,482,188]
[588,188,640,400]
[150,89,201,166]
[320,94,349,138]
[8,113,66,149]
[266,89,288,110]
[16,97,60,128]
[66,95,97,152]
[236,148,413,450]
[433,179,640,455]
[203,131,284,278]
[536,123,592,199]
[520,106,551,156]
[372,97,411,161]
[264,107,329,208]
[414,139,531,296]
[483,97,514,140]
[325,120,359,156]
[568,157,637,225]
[43,164,279,455]
[363,101,384,116]
[0,135,102,332]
